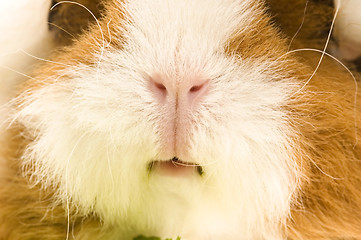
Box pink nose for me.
[149,74,209,107]
[148,73,209,159]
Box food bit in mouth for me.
[148,157,203,177]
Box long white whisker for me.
[64,130,88,240]
[287,48,358,146]
[289,1,340,97]
[17,49,71,67]
[0,65,35,80]
[106,141,115,189]
[48,22,76,39]
[51,1,107,79]
[106,19,113,48]
[288,0,309,51]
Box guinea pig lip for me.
[148,157,204,176]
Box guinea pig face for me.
[17,0,302,238]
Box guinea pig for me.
[1,0,361,239]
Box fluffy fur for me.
[1,0,361,239]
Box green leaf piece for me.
[133,236,161,240]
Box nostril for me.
[187,80,209,105]
[188,80,209,94]
[149,75,168,103]
[189,84,203,92]
[155,82,167,91]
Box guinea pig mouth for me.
[148,157,204,177]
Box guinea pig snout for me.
[148,73,209,159]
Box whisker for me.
[106,141,115,189]
[310,157,344,180]
[280,0,359,178]
[287,0,340,97]
[106,19,113,48]
[51,1,107,77]
[17,49,71,67]
[65,196,71,240]
[287,48,358,147]
[288,0,309,51]
[48,22,76,39]
[64,130,88,240]
[0,65,35,80]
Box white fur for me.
[15,0,302,239]
[0,0,52,104]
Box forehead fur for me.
[32,0,286,86]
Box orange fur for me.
[288,53,361,239]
